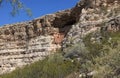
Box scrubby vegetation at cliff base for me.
[0,31,120,78]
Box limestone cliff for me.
[0,0,120,75]
[0,9,75,74]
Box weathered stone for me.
[0,0,119,75]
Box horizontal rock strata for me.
[0,9,78,74]
[0,0,120,75]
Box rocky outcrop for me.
[0,9,77,74]
[62,0,120,51]
[0,0,120,75]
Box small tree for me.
[0,0,32,16]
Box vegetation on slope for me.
[64,31,120,78]
[0,53,78,78]
[0,31,120,78]
[82,31,120,78]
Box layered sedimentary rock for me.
[0,10,77,74]
[0,0,120,75]
[62,0,120,51]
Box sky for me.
[0,0,79,26]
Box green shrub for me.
[81,31,120,78]
[0,53,77,78]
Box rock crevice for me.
[0,0,120,75]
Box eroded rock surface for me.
[0,0,120,75]
[0,9,77,74]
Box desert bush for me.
[0,53,77,78]
[81,31,120,78]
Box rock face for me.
[62,0,120,51]
[0,0,120,75]
[0,10,76,74]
